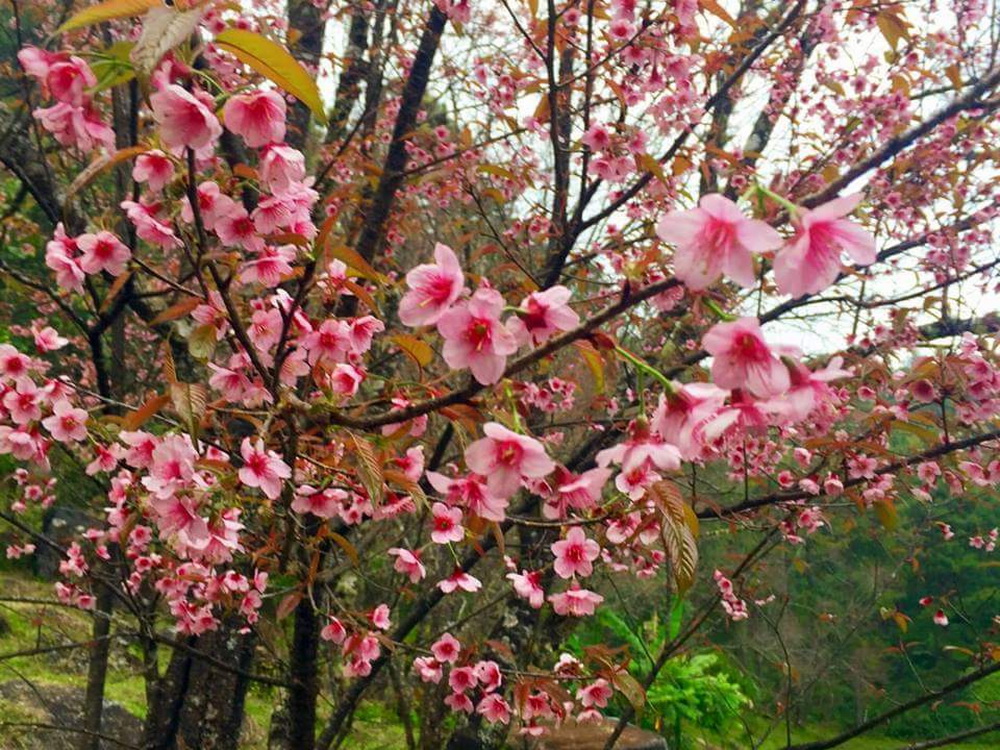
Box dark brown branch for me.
[897,720,1000,750]
[352,6,448,264]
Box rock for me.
[0,680,142,750]
[532,718,667,750]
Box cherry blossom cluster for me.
[714,570,748,622]
[657,192,876,299]
[398,243,580,384]
[17,47,114,152]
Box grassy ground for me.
[0,571,994,749]
[755,724,997,749]
[0,572,406,749]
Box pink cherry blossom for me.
[348,316,385,355]
[45,224,85,291]
[41,400,88,442]
[119,430,156,468]
[437,287,518,385]
[581,123,612,150]
[150,84,222,155]
[181,181,238,230]
[445,692,475,713]
[774,356,852,421]
[3,381,42,424]
[437,568,482,593]
[394,446,425,483]
[132,150,175,192]
[77,231,131,276]
[448,666,477,693]
[398,242,466,327]
[702,317,790,398]
[237,438,291,500]
[369,604,391,630]
[474,660,502,691]
[595,421,682,498]
[32,325,68,353]
[551,527,601,579]
[327,363,365,397]
[543,466,612,519]
[426,472,509,521]
[548,583,604,616]
[464,422,556,498]
[414,656,443,683]
[45,57,97,106]
[430,502,465,544]
[577,679,613,709]
[17,46,59,83]
[0,346,32,383]
[222,89,287,148]
[387,547,426,583]
[216,206,266,253]
[773,194,876,298]
[33,102,115,152]
[320,617,346,644]
[121,200,182,248]
[259,144,306,195]
[651,382,728,459]
[476,693,511,725]
[290,486,348,518]
[508,286,580,346]
[149,494,209,549]
[506,569,544,608]
[302,319,352,365]
[657,194,781,290]
[239,244,295,285]
[431,633,462,664]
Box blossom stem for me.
[504,382,523,430]
[745,184,800,216]
[614,346,675,395]
[702,298,737,322]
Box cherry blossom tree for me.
[0,0,998,749]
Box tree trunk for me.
[286,596,321,750]
[141,620,256,750]
[80,573,114,750]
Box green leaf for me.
[89,41,136,92]
[58,0,160,33]
[187,324,218,361]
[214,28,327,123]
[668,597,685,640]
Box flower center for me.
[467,318,492,350]
[734,332,767,361]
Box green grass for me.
[0,573,408,748]
[753,722,998,749]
